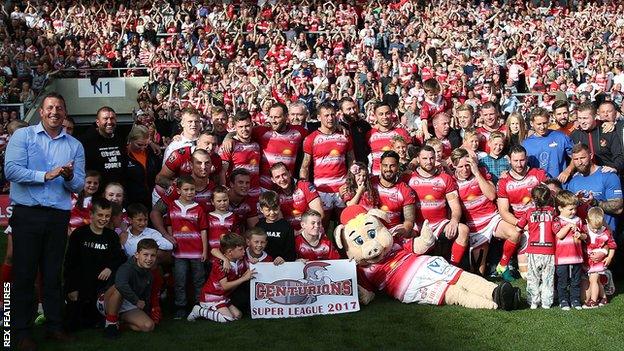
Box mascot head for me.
[334,205,394,266]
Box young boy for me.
[295,210,340,261]
[101,238,159,339]
[553,190,586,310]
[256,191,296,262]
[478,131,510,184]
[152,175,209,319]
[120,203,175,323]
[516,185,556,309]
[187,233,256,322]
[425,138,452,174]
[245,227,284,265]
[420,78,452,140]
[64,198,126,331]
[208,185,240,271]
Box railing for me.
[54,67,151,78]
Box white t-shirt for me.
[123,227,173,257]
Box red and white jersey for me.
[69,194,92,231]
[302,130,353,192]
[420,95,452,122]
[207,211,239,250]
[164,145,193,176]
[362,176,415,229]
[229,196,259,228]
[253,125,307,189]
[276,180,319,230]
[357,241,462,304]
[200,257,248,300]
[407,170,458,227]
[367,127,411,175]
[496,168,548,220]
[477,125,508,153]
[584,225,617,253]
[517,205,556,255]
[219,140,262,197]
[156,182,216,209]
[552,216,584,265]
[294,234,341,261]
[245,248,273,264]
[166,200,209,259]
[456,170,498,232]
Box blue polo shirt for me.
[565,167,623,231]
[523,130,573,178]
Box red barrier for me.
[0,195,12,227]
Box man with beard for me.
[163,108,203,162]
[570,101,624,173]
[451,148,521,280]
[227,169,260,231]
[79,106,128,187]
[367,151,415,238]
[407,146,469,266]
[270,162,324,230]
[339,97,371,165]
[565,143,623,231]
[301,102,354,226]
[150,149,216,240]
[367,102,411,175]
[549,100,575,135]
[496,145,548,279]
[219,111,261,198]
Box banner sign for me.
[250,260,360,319]
[0,195,11,227]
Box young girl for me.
[69,170,101,234]
[583,207,617,308]
[516,185,556,309]
[505,112,527,147]
[462,129,487,160]
[338,162,378,208]
[103,182,129,234]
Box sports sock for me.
[450,242,467,265]
[199,308,234,323]
[150,268,163,307]
[105,314,119,327]
[1,263,12,284]
[499,240,518,267]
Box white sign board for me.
[78,78,126,98]
[250,260,360,319]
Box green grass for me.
[4,235,624,351]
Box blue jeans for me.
[556,264,582,304]
[173,258,205,308]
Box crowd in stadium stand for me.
[3,0,624,349]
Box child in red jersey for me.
[516,185,556,309]
[152,176,209,319]
[295,210,340,261]
[69,170,101,234]
[583,207,617,308]
[187,233,256,322]
[553,190,586,310]
[420,78,452,140]
[245,227,283,265]
[208,185,239,270]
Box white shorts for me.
[96,293,138,316]
[319,191,346,210]
[468,214,503,249]
[402,256,463,305]
[200,293,231,310]
[415,219,450,239]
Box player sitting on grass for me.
[187,233,256,322]
[101,238,159,339]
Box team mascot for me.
[334,205,521,310]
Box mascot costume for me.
[335,205,521,310]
